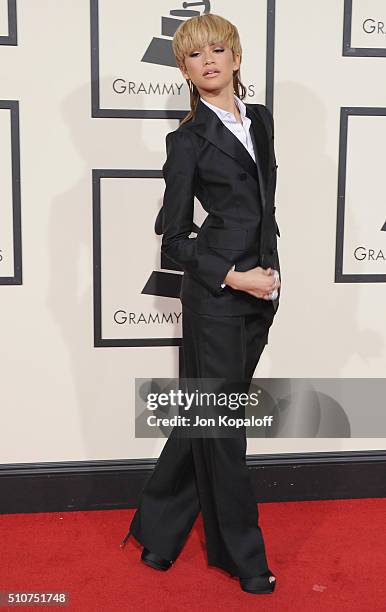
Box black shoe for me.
[120,528,131,548]
[141,547,173,571]
[239,569,277,594]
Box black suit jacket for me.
[160,97,280,316]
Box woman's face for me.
[179,41,240,96]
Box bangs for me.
[172,14,241,65]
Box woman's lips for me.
[203,71,220,78]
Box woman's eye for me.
[189,48,224,57]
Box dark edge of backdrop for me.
[0,450,385,514]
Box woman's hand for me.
[225,266,280,300]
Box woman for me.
[121,13,280,595]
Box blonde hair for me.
[172,13,246,125]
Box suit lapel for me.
[187,97,270,204]
[188,97,258,181]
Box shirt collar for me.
[200,94,247,123]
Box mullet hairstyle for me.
[172,13,247,125]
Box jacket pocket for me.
[204,227,247,251]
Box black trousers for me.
[128,301,275,578]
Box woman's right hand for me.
[227,266,280,300]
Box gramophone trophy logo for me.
[92,0,270,115]
[141,207,202,301]
[141,1,210,67]
[91,0,214,116]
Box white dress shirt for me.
[200,94,256,288]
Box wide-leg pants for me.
[128,300,275,578]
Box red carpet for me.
[1,498,385,611]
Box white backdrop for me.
[0,0,385,463]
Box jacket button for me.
[239,173,247,181]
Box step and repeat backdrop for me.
[0,0,384,462]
